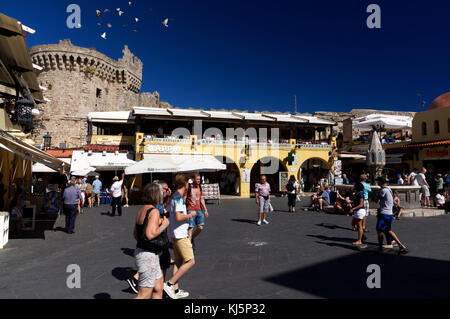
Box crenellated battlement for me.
[30,39,142,93]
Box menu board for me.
[279,172,289,192]
[203,184,221,200]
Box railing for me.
[142,136,332,149]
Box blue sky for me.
[2,0,450,113]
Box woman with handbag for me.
[133,183,170,299]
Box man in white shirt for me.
[435,190,446,208]
[415,168,431,207]
[110,174,124,217]
[408,168,419,186]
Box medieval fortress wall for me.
[30,39,161,147]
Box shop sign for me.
[91,136,134,146]
[425,149,448,158]
[146,144,182,153]
[334,160,342,178]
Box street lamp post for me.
[43,132,52,150]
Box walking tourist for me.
[110,174,125,217]
[86,181,94,208]
[255,175,271,225]
[416,168,431,207]
[63,180,82,234]
[164,175,196,299]
[76,178,86,214]
[133,183,169,299]
[349,183,367,245]
[186,173,208,249]
[126,181,186,297]
[287,175,300,213]
[92,176,102,207]
[360,175,372,232]
[122,177,130,208]
[375,177,408,254]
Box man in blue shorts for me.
[375,177,408,254]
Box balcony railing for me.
[142,136,332,149]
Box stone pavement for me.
[0,197,449,299]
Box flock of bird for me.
[76,1,173,40]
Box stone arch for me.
[211,156,241,196]
[298,157,332,192]
[250,156,288,194]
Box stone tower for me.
[29,39,162,148]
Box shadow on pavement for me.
[93,293,111,299]
[112,267,136,281]
[8,213,60,240]
[316,223,354,232]
[121,248,135,258]
[231,219,256,225]
[265,251,450,298]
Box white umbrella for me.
[72,168,96,177]
[178,156,226,173]
[354,118,411,129]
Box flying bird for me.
[135,18,139,23]
[128,1,132,6]
[97,22,102,26]
[104,9,110,13]
[162,18,169,27]
[107,23,112,28]
[96,10,102,18]
[101,32,107,39]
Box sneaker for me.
[175,289,190,299]
[124,204,129,208]
[126,278,138,294]
[257,220,262,226]
[263,219,269,225]
[164,282,178,299]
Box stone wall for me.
[29,39,164,148]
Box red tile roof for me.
[402,140,450,148]
[46,149,81,158]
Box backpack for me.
[186,183,203,208]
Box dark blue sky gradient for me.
[2,0,450,113]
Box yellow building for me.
[404,92,450,173]
[88,108,337,198]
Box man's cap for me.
[113,176,119,181]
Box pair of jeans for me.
[64,204,78,233]
[111,196,122,216]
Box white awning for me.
[125,154,226,175]
[88,112,135,124]
[262,114,309,123]
[71,151,136,172]
[232,112,275,122]
[354,118,412,129]
[339,154,366,160]
[168,108,209,118]
[32,158,71,173]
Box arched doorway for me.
[300,158,331,192]
[250,157,288,195]
[202,156,240,196]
